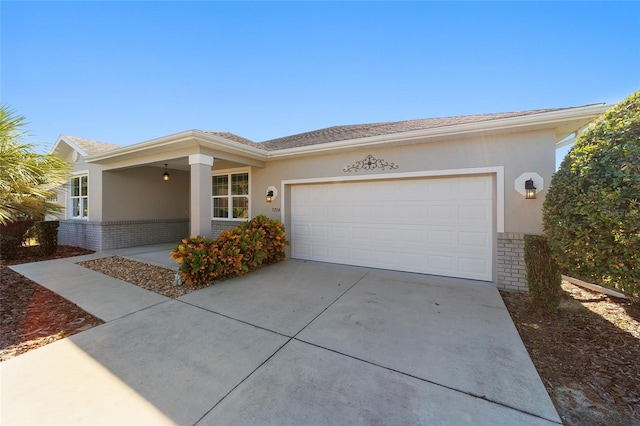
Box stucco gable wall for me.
[251,128,555,235]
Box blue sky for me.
[2,1,639,165]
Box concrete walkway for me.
[1,247,561,425]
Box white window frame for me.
[69,172,89,220]
[211,168,251,221]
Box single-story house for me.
[50,103,609,291]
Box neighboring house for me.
[50,104,609,290]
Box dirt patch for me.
[0,244,95,266]
[1,266,104,362]
[501,283,640,425]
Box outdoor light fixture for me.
[525,178,536,199]
[162,164,170,182]
[265,186,278,203]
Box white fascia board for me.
[266,104,610,160]
[84,130,268,164]
[84,130,197,162]
[195,131,268,160]
[50,135,89,157]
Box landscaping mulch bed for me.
[501,283,640,426]
[77,256,215,298]
[1,245,103,362]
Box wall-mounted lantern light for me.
[266,186,278,203]
[525,178,536,199]
[162,164,170,182]
[515,173,543,200]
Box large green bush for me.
[32,220,59,257]
[543,91,640,296]
[524,235,562,311]
[171,215,289,286]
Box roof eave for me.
[265,103,610,159]
[85,130,268,164]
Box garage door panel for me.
[459,204,491,222]
[350,226,370,241]
[291,176,493,281]
[459,178,491,197]
[370,249,395,264]
[459,231,489,249]
[427,179,457,197]
[292,223,311,237]
[351,248,372,262]
[459,257,490,278]
[427,255,455,274]
[399,228,426,244]
[398,252,428,269]
[292,242,310,257]
[330,246,349,259]
[427,230,455,247]
[311,224,329,238]
[426,205,458,222]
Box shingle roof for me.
[201,131,265,150]
[65,135,122,155]
[258,107,572,150]
[69,104,603,159]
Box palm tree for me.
[0,104,70,225]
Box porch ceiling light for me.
[162,164,170,182]
[525,178,536,199]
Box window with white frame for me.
[212,171,249,219]
[70,175,89,218]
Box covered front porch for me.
[59,131,266,250]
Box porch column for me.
[189,154,214,237]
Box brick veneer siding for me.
[497,232,527,291]
[59,219,189,251]
[211,220,242,237]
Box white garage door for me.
[291,175,494,281]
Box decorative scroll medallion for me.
[343,154,399,173]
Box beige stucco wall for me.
[251,129,556,235]
[102,167,190,221]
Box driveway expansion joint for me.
[293,337,562,425]
[192,336,295,425]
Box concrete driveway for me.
[2,253,561,425]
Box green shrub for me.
[32,220,59,256]
[543,91,640,296]
[171,215,289,286]
[0,235,19,260]
[524,235,562,311]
